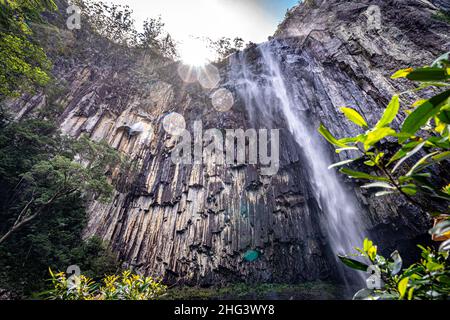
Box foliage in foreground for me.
[43,270,167,300]
[319,53,450,299]
[340,239,449,300]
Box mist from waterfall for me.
[230,41,366,283]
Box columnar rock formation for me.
[8,0,450,285]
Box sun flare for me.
[178,38,214,66]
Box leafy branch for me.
[319,52,450,300]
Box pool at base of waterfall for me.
[164,282,357,300]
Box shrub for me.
[43,270,167,300]
[319,52,450,299]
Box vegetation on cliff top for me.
[0,0,56,97]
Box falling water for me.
[230,42,366,284]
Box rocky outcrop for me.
[7,0,450,285]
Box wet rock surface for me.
[7,0,450,285]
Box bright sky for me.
[101,0,299,64]
[104,0,299,42]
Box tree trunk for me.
[0,189,75,245]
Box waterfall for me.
[230,41,366,283]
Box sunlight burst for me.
[178,38,214,66]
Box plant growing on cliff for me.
[138,17,178,58]
[0,0,56,98]
[318,52,450,299]
[43,269,167,300]
[208,37,245,60]
[73,0,137,46]
[73,0,178,58]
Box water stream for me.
[230,41,366,284]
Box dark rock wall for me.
[7,0,450,285]
[275,0,449,256]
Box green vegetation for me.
[0,117,121,295]
[73,0,178,58]
[319,52,450,299]
[43,270,167,300]
[0,2,138,297]
[0,130,121,245]
[0,0,57,97]
[433,10,450,24]
[165,282,343,300]
[208,37,245,60]
[0,99,122,295]
[339,239,449,300]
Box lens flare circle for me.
[211,88,234,112]
[177,64,198,83]
[163,112,186,136]
[197,64,221,89]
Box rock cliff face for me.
[8,0,450,285]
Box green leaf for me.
[391,141,426,173]
[426,261,444,272]
[374,152,384,165]
[401,184,418,196]
[353,289,376,300]
[405,173,433,190]
[406,68,449,82]
[337,255,369,272]
[439,239,450,252]
[361,182,395,190]
[318,124,348,148]
[390,250,403,275]
[340,107,368,128]
[375,95,400,128]
[407,288,415,301]
[387,141,421,166]
[328,158,358,169]
[398,277,409,299]
[367,245,377,261]
[336,147,359,153]
[438,99,450,124]
[406,151,440,176]
[400,89,450,142]
[364,160,376,166]
[364,127,396,150]
[363,238,373,252]
[339,135,366,144]
[426,136,450,149]
[431,52,450,68]
[391,68,414,79]
[375,190,397,197]
[437,275,450,285]
[429,220,450,238]
[340,168,389,181]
